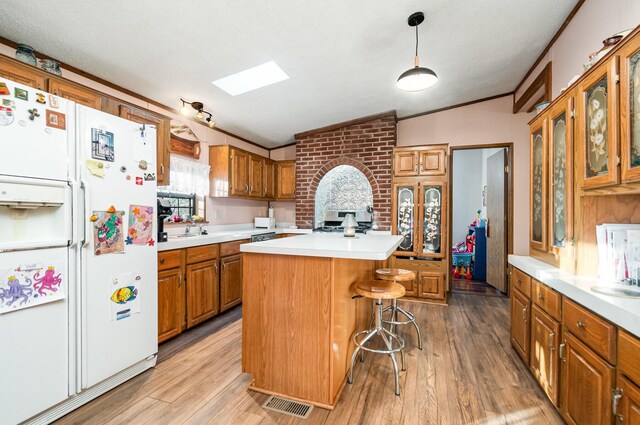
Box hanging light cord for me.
[414,22,420,67]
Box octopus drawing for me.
[32,266,62,296]
[0,275,33,307]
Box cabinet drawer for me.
[562,298,616,363]
[186,244,219,264]
[510,267,531,298]
[158,250,182,271]
[220,239,250,257]
[619,330,640,386]
[533,279,561,321]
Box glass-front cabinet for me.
[620,32,640,183]
[392,184,418,256]
[419,183,446,258]
[548,96,574,253]
[530,118,548,251]
[577,57,619,189]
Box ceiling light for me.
[212,61,289,96]
[179,98,215,126]
[397,12,438,92]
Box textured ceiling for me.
[0,0,577,147]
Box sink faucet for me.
[199,224,207,235]
[185,223,194,235]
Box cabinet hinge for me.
[617,156,621,165]
[569,109,575,119]
[504,165,509,173]
[615,73,620,84]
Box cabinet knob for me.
[159,258,165,264]
[577,320,585,329]
[537,293,543,300]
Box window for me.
[157,192,197,220]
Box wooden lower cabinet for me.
[417,271,443,299]
[510,288,530,363]
[560,331,615,425]
[186,259,220,328]
[157,268,184,343]
[530,304,560,405]
[617,375,640,425]
[220,254,243,312]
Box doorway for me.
[450,145,512,296]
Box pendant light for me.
[396,12,438,92]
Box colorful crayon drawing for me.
[111,286,138,304]
[110,272,142,321]
[127,205,153,244]
[0,264,65,314]
[93,209,125,255]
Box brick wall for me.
[295,113,396,229]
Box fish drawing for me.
[111,286,138,304]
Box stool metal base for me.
[373,298,423,350]
[348,299,406,396]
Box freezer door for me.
[0,247,69,424]
[76,105,158,388]
[0,79,72,182]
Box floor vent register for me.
[262,395,314,419]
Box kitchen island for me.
[240,233,403,409]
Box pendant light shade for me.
[397,12,438,92]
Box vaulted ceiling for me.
[0,0,578,147]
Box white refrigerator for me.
[0,79,158,425]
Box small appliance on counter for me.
[157,198,173,242]
[254,217,275,229]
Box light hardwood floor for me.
[54,294,562,425]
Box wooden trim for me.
[294,110,397,139]
[268,141,296,153]
[514,62,553,113]
[0,36,270,151]
[398,92,513,121]
[513,0,586,95]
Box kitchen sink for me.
[171,233,199,238]
[590,285,640,298]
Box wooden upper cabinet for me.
[185,259,219,328]
[249,155,263,197]
[530,117,548,252]
[230,148,250,196]
[157,268,183,343]
[220,254,243,312]
[577,57,619,189]
[419,149,446,176]
[119,104,171,186]
[0,57,47,90]
[619,32,640,183]
[263,159,275,199]
[530,305,560,405]
[418,183,447,258]
[394,150,419,176]
[547,95,574,253]
[48,79,103,109]
[276,160,296,199]
[392,183,419,256]
[560,331,615,425]
[510,288,530,363]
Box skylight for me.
[212,61,289,96]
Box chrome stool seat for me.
[348,280,406,396]
[375,268,423,350]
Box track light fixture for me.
[179,98,216,128]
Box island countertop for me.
[240,232,403,260]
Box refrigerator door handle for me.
[80,179,90,248]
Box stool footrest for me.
[353,328,405,355]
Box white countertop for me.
[157,228,311,251]
[509,255,640,338]
[240,232,403,260]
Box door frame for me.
[448,143,514,293]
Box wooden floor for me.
[54,294,562,425]
[451,278,506,297]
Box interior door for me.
[486,149,507,292]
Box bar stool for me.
[348,280,406,396]
[375,268,423,350]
